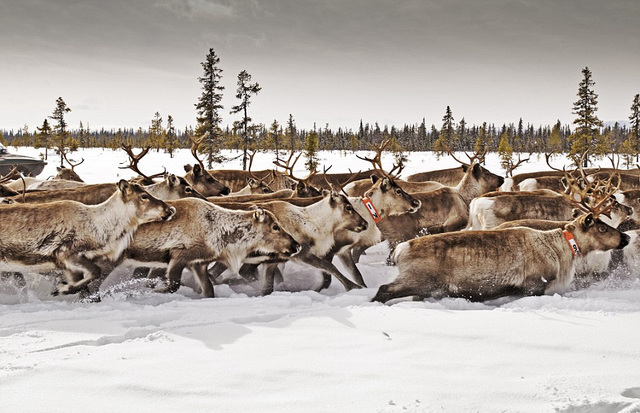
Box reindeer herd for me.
[1,139,639,304]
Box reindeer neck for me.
[455,172,483,203]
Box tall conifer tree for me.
[230,70,261,170]
[569,67,603,166]
[195,48,225,167]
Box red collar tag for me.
[362,197,381,224]
[563,230,580,256]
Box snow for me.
[1,147,640,413]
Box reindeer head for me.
[183,163,230,196]
[273,151,323,197]
[117,180,176,223]
[565,212,629,254]
[322,189,369,233]
[249,207,301,259]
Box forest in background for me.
[2,49,638,172]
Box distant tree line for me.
[2,60,638,171]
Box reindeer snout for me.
[410,199,422,212]
[163,206,176,221]
[290,241,301,255]
[356,221,368,232]
[618,233,630,249]
[220,187,231,196]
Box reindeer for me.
[229,151,276,196]
[376,154,504,249]
[373,181,631,303]
[272,151,323,197]
[182,135,231,196]
[404,149,489,186]
[5,174,206,204]
[207,187,370,295]
[92,199,301,298]
[0,180,175,295]
[468,172,633,230]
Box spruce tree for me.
[35,118,53,160]
[548,120,563,154]
[569,67,603,166]
[165,115,179,158]
[230,70,262,170]
[49,97,71,167]
[195,48,225,168]
[269,120,280,155]
[498,129,513,172]
[629,94,640,162]
[286,114,297,151]
[434,106,456,157]
[304,129,320,172]
[147,112,163,150]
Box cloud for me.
[154,0,235,19]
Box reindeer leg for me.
[157,261,184,294]
[208,261,228,284]
[55,256,102,295]
[262,263,278,295]
[351,245,367,263]
[189,262,214,298]
[337,249,367,287]
[294,251,363,291]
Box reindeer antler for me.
[119,144,165,181]
[563,169,621,219]
[188,132,208,171]
[355,139,403,179]
[0,166,19,185]
[273,150,317,185]
[504,153,530,178]
[62,152,85,171]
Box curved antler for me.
[355,139,404,179]
[120,144,165,181]
[62,152,85,171]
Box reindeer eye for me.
[395,188,402,195]
[185,187,192,192]
[272,224,280,231]
[263,188,270,193]
[141,194,149,200]
[598,225,607,233]
[346,205,353,212]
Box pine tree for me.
[269,120,280,155]
[49,97,71,167]
[569,67,603,167]
[195,48,226,168]
[434,106,456,157]
[35,118,53,160]
[498,129,513,172]
[474,122,490,156]
[164,115,179,158]
[147,112,163,150]
[548,120,563,154]
[286,114,297,151]
[230,70,262,170]
[629,94,640,162]
[304,129,320,172]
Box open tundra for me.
[1,148,640,413]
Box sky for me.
[1,0,639,133]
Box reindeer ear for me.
[572,208,582,218]
[583,213,595,228]
[184,164,193,173]
[117,179,131,196]
[370,175,379,184]
[247,177,257,186]
[461,164,469,172]
[565,223,576,232]
[167,174,179,187]
[381,177,390,190]
[56,166,63,172]
[193,164,202,177]
[472,163,481,177]
[253,207,266,222]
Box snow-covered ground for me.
[1,147,640,413]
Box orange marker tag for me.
[362,197,381,224]
[563,230,580,256]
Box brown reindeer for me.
[468,173,633,230]
[0,180,175,295]
[374,181,630,303]
[5,174,206,204]
[376,160,504,248]
[94,199,300,298]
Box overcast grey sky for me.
[1,0,639,132]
